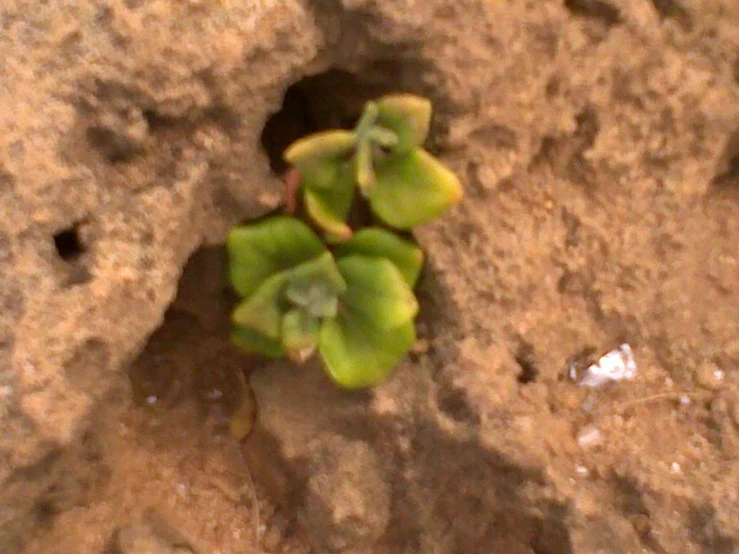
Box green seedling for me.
[227,217,423,388]
[283,93,463,236]
[227,94,462,389]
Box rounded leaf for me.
[231,326,285,358]
[319,318,416,389]
[227,217,325,298]
[231,272,289,339]
[376,94,432,154]
[303,164,355,239]
[368,149,463,229]
[334,228,424,288]
[283,130,357,187]
[282,309,320,363]
[337,255,419,331]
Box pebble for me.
[696,361,724,390]
[577,426,603,449]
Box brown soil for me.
[23,303,307,554]
[1,0,738,553]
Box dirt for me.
[1,0,738,553]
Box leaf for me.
[376,94,432,154]
[231,272,289,339]
[231,326,285,357]
[319,317,416,389]
[368,149,463,229]
[227,216,325,298]
[281,309,320,363]
[229,383,256,441]
[335,228,424,288]
[285,251,346,318]
[355,138,375,191]
[303,164,355,239]
[337,255,418,330]
[283,130,358,187]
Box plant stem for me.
[356,138,375,192]
[354,101,379,139]
[367,125,399,148]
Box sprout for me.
[227,218,421,388]
[227,94,463,389]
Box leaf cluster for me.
[227,94,462,388]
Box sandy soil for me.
[1,0,738,553]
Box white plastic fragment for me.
[205,388,223,400]
[577,343,637,388]
[577,426,603,448]
[575,464,590,476]
[670,462,681,474]
[146,395,158,405]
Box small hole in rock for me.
[54,225,85,262]
[437,386,480,425]
[650,0,692,29]
[515,343,539,384]
[711,130,739,191]
[564,0,622,27]
[142,109,176,132]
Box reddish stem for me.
[282,167,302,214]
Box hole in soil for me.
[650,0,692,29]
[53,224,85,262]
[711,130,739,191]
[85,125,143,164]
[260,62,440,174]
[260,69,382,174]
[564,0,622,27]
[127,245,261,429]
[437,386,481,425]
[515,342,539,384]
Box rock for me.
[696,361,726,391]
[1,0,738,552]
[0,0,316,547]
[299,435,390,551]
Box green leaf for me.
[231,272,289,339]
[282,309,320,363]
[285,252,346,318]
[231,326,285,357]
[335,228,424,288]
[303,164,355,239]
[319,318,416,389]
[337,255,418,330]
[283,130,357,187]
[355,138,375,191]
[227,217,325,298]
[366,126,399,148]
[376,94,432,154]
[368,149,463,229]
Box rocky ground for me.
[1,0,738,553]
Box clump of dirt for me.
[1,0,738,553]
